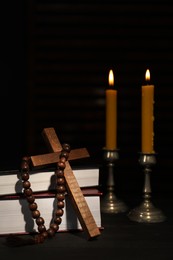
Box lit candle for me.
[106,69,117,150]
[141,69,155,153]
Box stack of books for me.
[0,166,102,236]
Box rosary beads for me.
[21,143,71,244]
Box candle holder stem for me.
[128,153,166,223]
[143,166,151,200]
[101,149,128,214]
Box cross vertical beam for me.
[41,128,101,239]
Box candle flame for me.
[145,69,150,82]
[108,69,114,86]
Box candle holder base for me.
[128,153,166,223]
[128,199,166,223]
[101,190,128,214]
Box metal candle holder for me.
[128,153,166,223]
[101,149,128,214]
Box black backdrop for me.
[2,1,173,197]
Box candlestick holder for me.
[128,153,166,223]
[101,149,128,214]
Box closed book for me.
[0,188,102,236]
[0,167,100,195]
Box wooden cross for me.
[30,127,101,240]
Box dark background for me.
[2,1,173,198]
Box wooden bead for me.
[56,185,66,193]
[56,193,65,201]
[21,172,29,181]
[60,151,69,160]
[56,209,64,217]
[36,217,44,225]
[57,161,66,169]
[22,156,30,162]
[55,169,64,177]
[27,195,35,203]
[32,210,40,218]
[29,202,38,211]
[24,188,33,196]
[60,157,66,163]
[50,223,59,232]
[21,161,30,171]
[57,177,65,185]
[62,143,71,152]
[38,224,46,233]
[47,228,55,237]
[54,217,62,225]
[41,231,48,239]
[57,201,65,208]
[23,181,31,189]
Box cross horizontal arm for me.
[31,148,90,167]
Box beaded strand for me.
[21,143,71,244]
